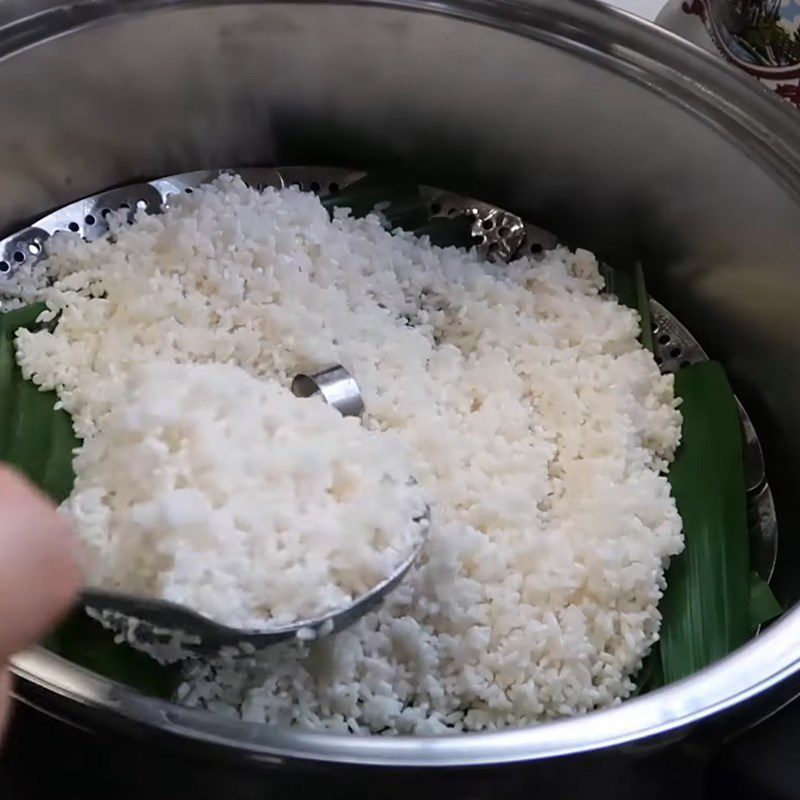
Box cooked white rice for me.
[14,174,683,733]
[62,360,428,629]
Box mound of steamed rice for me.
[62,360,427,629]
[14,174,683,733]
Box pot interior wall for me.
[1,2,799,614]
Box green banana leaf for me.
[0,303,178,697]
[0,303,78,501]
[631,645,664,697]
[659,361,751,684]
[412,216,476,248]
[43,610,179,699]
[323,174,428,229]
[607,262,653,352]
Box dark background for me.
[1,697,799,800]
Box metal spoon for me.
[81,365,429,648]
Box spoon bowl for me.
[81,365,429,649]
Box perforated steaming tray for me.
[0,165,777,585]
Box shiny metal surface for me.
[291,365,366,418]
[699,0,800,79]
[421,187,541,262]
[2,0,800,776]
[0,167,363,281]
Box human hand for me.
[0,466,79,738]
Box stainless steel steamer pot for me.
[6,0,800,794]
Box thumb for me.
[0,466,79,661]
